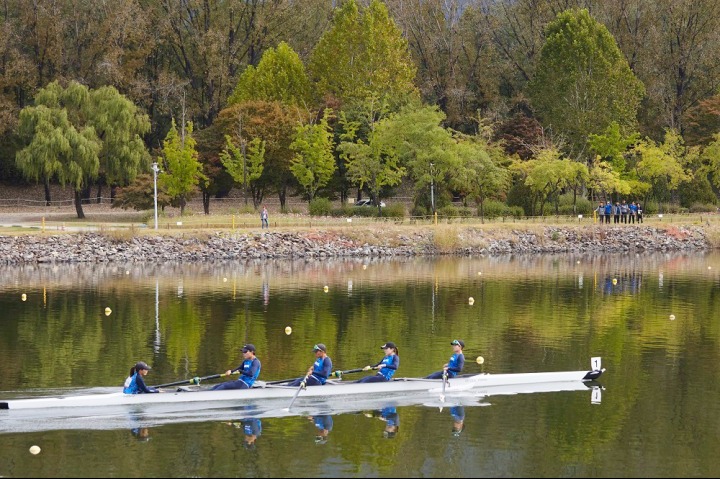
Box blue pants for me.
[211,380,250,391]
[355,374,388,383]
[288,375,323,387]
[425,371,456,380]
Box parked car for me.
[354,199,386,208]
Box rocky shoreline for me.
[0,225,712,264]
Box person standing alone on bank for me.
[260,206,269,229]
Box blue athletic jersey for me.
[123,372,157,394]
[376,354,399,380]
[235,358,261,387]
[446,353,465,377]
[312,356,333,384]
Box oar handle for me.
[329,367,367,378]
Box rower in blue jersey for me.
[212,344,261,390]
[425,339,465,379]
[288,343,333,387]
[123,361,159,394]
[356,342,399,383]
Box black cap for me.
[135,361,151,371]
[313,343,327,352]
[451,339,465,349]
[381,342,396,350]
[242,344,256,353]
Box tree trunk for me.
[74,190,86,219]
[278,187,286,211]
[180,197,186,216]
[96,183,102,204]
[202,191,210,215]
[44,178,52,206]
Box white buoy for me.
[223,277,227,282]
[670,314,676,320]
[577,260,581,264]
[285,326,292,335]
[477,272,482,276]
[476,356,484,365]
[709,266,712,270]
[104,307,112,316]
[612,278,618,285]
[363,264,367,270]
[126,271,130,275]
[29,445,41,455]
[323,286,329,293]
[21,293,27,302]
[468,297,475,305]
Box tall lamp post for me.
[152,161,160,230]
[430,162,435,218]
[241,138,248,207]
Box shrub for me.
[382,203,405,218]
[309,197,333,216]
[411,205,428,217]
[689,202,718,213]
[480,200,509,219]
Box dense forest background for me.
[2,0,720,218]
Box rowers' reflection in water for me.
[131,427,151,442]
[371,406,399,439]
[309,415,333,444]
[450,406,465,437]
[226,417,263,450]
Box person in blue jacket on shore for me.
[356,342,399,383]
[288,343,333,387]
[212,343,261,390]
[426,339,465,379]
[123,361,159,394]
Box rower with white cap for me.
[287,343,333,387]
[355,341,400,383]
[425,339,465,379]
[123,361,159,394]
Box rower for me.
[356,342,399,383]
[123,361,159,394]
[287,343,333,387]
[212,344,261,390]
[425,339,465,379]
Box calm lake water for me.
[1,252,719,478]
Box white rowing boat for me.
[0,360,604,411]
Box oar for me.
[330,367,371,379]
[286,369,313,411]
[440,370,448,402]
[153,371,237,389]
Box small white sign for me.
[176,221,183,226]
[591,357,602,371]
[578,214,583,219]
[591,387,602,404]
[658,214,663,218]
[347,218,352,223]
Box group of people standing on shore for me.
[125,339,466,393]
[595,200,643,224]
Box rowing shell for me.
[0,366,604,411]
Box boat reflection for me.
[450,406,465,436]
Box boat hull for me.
[0,369,603,411]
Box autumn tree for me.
[228,42,312,107]
[289,110,336,202]
[159,119,205,215]
[452,138,510,222]
[530,9,645,157]
[338,112,406,215]
[15,81,149,217]
[309,0,417,109]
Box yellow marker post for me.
[42,217,45,233]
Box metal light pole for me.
[430,162,435,214]
[152,161,159,230]
[241,139,248,207]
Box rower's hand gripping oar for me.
[153,371,238,389]
[286,368,313,411]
